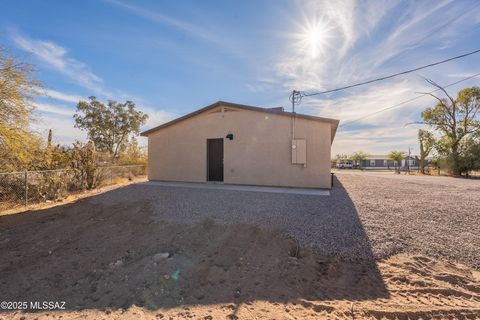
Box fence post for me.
[24,171,28,209]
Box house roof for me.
[141,101,340,140]
[365,155,389,160]
[365,155,419,160]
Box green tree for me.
[0,45,41,129]
[421,81,480,175]
[457,136,480,176]
[73,97,148,160]
[0,44,44,171]
[388,150,406,173]
[0,127,45,171]
[350,151,369,169]
[418,129,435,174]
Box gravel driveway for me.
[92,172,480,268]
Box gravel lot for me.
[92,171,480,268]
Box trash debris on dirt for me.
[170,269,180,281]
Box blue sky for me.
[2,0,480,155]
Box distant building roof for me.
[365,155,419,160]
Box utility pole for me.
[291,90,297,114]
[292,90,296,141]
[290,90,302,141]
[407,146,412,174]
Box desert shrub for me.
[26,171,70,202]
[0,173,25,207]
[70,141,103,190]
[118,138,147,165]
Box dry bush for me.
[70,141,105,190]
[26,171,70,203]
[0,173,25,208]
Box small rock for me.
[109,260,124,268]
[153,252,170,262]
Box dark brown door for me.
[207,138,224,182]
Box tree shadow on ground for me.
[0,177,388,312]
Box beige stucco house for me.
[141,101,339,189]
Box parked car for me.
[336,161,353,169]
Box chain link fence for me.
[0,165,146,213]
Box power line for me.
[338,71,480,128]
[302,48,480,97]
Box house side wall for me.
[147,106,332,188]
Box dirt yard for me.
[0,172,479,319]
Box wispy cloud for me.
[103,0,247,60]
[31,111,86,145]
[105,0,221,47]
[301,79,435,155]
[447,72,479,78]
[333,125,420,155]
[11,33,138,100]
[301,80,427,125]
[140,106,176,132]
[12,33,103,91]
[42,88,85,104]
[33,102,74,117]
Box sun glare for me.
[300,19,332,58]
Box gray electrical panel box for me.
[292,139,306,164]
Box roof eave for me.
[141,101,340,137]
